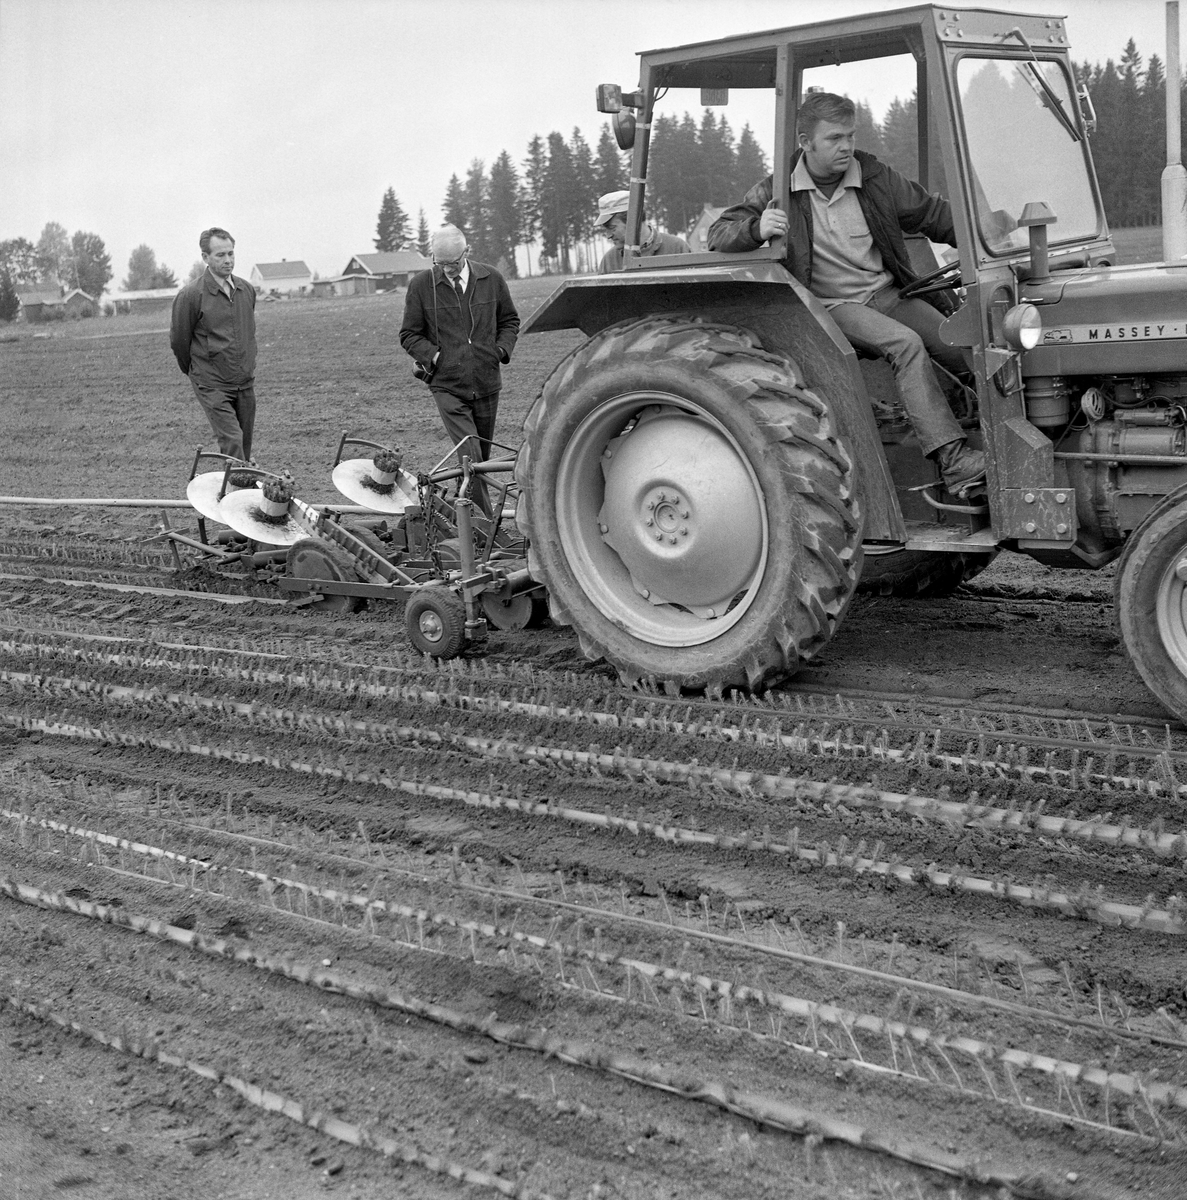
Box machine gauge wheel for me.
[406,590,467,659]
[285,539,365,614]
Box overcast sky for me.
[0,0,1175,287]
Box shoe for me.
[933,439,986,497]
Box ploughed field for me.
[2,280,1186,1199]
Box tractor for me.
[513,3,1187,721]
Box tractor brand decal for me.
[1042,323,1187,345]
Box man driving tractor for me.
[708,91,986,497]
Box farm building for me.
[340,250,430,291]
[106,286,180,315]
[250,260,313,296]
[310,275,378,299]
[16,287,65,322]
[61,289,98,318]
[686,204,726,254]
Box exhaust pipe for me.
[1163,2,1187,260]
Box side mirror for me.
[613,109,636,151]
[596,84,623,114]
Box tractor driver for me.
[707,92,985,497]
[595,191,691,273]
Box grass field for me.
[0,276,583,508]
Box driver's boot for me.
[932,439,986,498]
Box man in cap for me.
[595,191,691,273]
[708,91,985,497]
[400,225,519,516]
[170,227,258,462]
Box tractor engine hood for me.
[1022,262,1187,375]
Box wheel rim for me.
[1155,550,1187,676]
[417,608,445,644]
[555,395,767,648]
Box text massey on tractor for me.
[514,3,1187,720]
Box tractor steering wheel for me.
[898,259,962,299]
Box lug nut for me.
[598,523,608,533]
[645,518,653,526]
[657,491,667,502]
[680,509,689,519]
[668,535,677,544]
[680,527,689,536]
[655,531,663,540]
[647,500,656,510]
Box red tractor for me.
[514,4,1187,720]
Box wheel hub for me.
[417,610,444,643]
[597,407,763,617]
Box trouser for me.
[431,389,499,516]
[827,286,970,457]
[190,379,256,461]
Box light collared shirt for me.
[792,156,893,308]
[206,266,236,299]
[444,261,470,293]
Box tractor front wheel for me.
[515,315,862,693]
[1117,495,1187,720]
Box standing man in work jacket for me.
[708,92,985,497]
[169,227,258,462]
[400,225,520,516]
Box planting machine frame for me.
[175,436,545,658]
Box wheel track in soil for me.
[3,553,1187,1194]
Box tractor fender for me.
[522,264,904,541]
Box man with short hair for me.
[708,92,985,496]
[170,227,258,462]
[595,190,691,273]
[400,225,519,515]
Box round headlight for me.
[1002,303,1042,351]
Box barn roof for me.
[253,260,312,279]
[17,289,62,306]
[346,250,431,275]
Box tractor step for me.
[868,522,999,555]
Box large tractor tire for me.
[515,315,862,693]
[1116,490,1187,721]
[858,548,997,598]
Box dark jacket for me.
[399,261,520,402]
[707,149,955,300]
[170,270,257,388]
[598,230,692,273]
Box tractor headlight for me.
[1002,303,1042,351]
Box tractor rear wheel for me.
[1116,493,1187,720]
[858,549,996,597]
[515,316,862,693]
[285,539,366,614]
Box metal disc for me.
[218,488,308,546]
[331,458,419,514]
[481,590,534,631]
[185,471,238,522]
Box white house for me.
[250,260,313,296]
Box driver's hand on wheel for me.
[759,200,788,241]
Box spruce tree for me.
[374,187,410,252]
[416,208,431,256]
[442,174,467,231]
[463,159,491,259]
[487,150,521,276]
[0,270,19,322]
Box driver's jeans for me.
[827,285,970,457]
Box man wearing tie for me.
[400,225,520,515]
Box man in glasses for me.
[400,225,519,515]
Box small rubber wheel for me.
[405,589,467,658]
[285,538,365,614]
[1116,495,1187,721]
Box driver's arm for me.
[888,165,957,246]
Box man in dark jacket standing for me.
[708,93,984,496]
[400,225,520,515]
[170,227,258,462]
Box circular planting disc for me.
[219,488,307,545]
[331,458,419,514]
